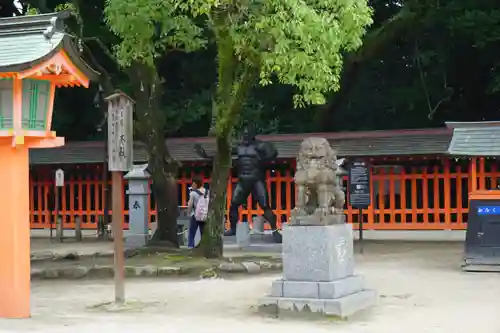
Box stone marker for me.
[236,222,251,247]
[56,214,64,240]
[124,164,150,250]
[177,207,190,246]
[176,207,201,246]
[75,216,82,241]
[253,216,265,234]
[259,137,376,318]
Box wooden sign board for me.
[106,93,134,172]
[55,169,64,187]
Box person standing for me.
[186,176,208,249]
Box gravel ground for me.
[2,242,499,333]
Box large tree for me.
[185,0,373,257]
[25,0,210,245]
[104,0,211,246]
[101,0,373,257]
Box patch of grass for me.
[125,252,222,268]
[32,247,285,280]
[199,267,219,279]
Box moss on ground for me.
[31,248,282,278]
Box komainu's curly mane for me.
[291,137,345,226]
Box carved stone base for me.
[124,233,148,250]
[291,213,345,226]
[283,224,354,281]
[259,224,376,318]
[259,289,376,318]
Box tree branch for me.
[415,41,453,119]
[415,41,433,114]
[82,37,120,67]
[80,42,113,93]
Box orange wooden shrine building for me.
[27,127,498,232]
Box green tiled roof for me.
[29,128,453,165]
[446,122,500,156]
[0,11,98,79]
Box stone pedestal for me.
[229,218,279,246]
[260,224,376,318]
[124,165,150,250]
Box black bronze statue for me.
[194,126,282,243]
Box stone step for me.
[259,289,377,318]
[271,275,365,299]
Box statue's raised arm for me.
[257,140,278,162]
[194,143,212,160]
[194,143,238,161]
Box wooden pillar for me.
[470,158,477,192]
[479,157,486,190]
[105,91,134,305]
[411,167,418,223]
[400,167,406,224]
[112,171,125,303]
[0,145,30,318]
[456,165,463,224]
[443,159,451,227]
[422,167,429,224]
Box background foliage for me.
[11,0,500,138]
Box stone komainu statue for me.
[291,137,346,225]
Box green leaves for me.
[105,0,373,105]
[200,0,373,107]
[250,0,373,107]
[104,0,206,67]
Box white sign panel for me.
[55,169,64,187]
[107,94,134,172]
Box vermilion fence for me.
[29,157,499,231]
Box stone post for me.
[74,216,82,241]
[236,221,251,247]
[56,214,63,241]
[177,207,190,246]
[124,164,150,250]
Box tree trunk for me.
[201,67,255,258]
[149,168,179,246]
[201,136,231,258]
[200,10,258,258]
[144,101,179,248]
[130,63,179,247]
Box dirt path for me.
[2,242,499,333]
